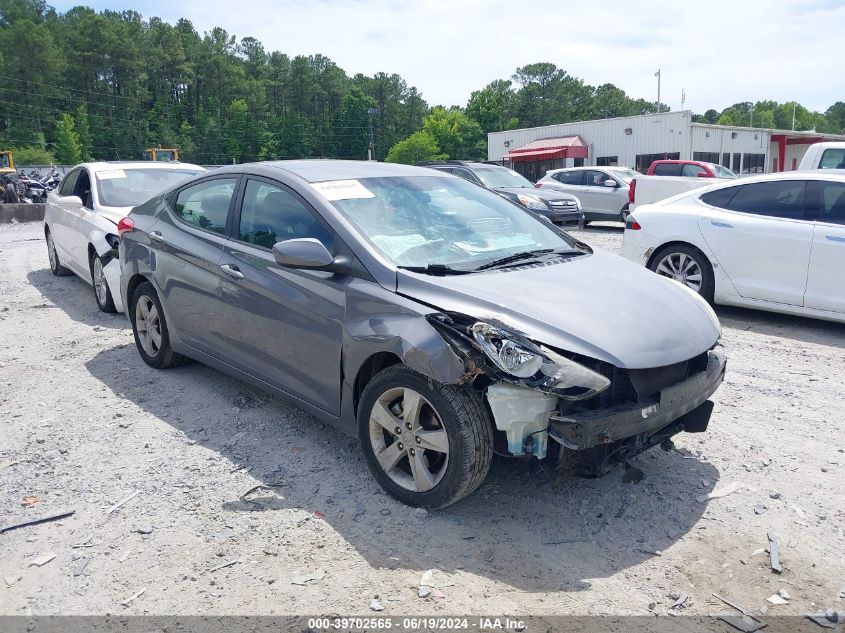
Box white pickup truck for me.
[798,142,845,170]
[628,175,726,212]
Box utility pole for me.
[681,89,686,111]
[792,102,796,131]
[654,69,661,111]
[367,107,377,161]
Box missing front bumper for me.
[548,351,726,451]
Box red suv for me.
[647,160,736,179]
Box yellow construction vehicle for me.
[0,150,15,176]
[142,147,180,162]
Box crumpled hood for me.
[397,249,720,369]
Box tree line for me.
[1,0,843,166]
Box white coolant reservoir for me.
[486,383,558,459]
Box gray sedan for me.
[118,161,726,508]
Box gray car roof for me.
[259,160,434,183]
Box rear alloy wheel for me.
[649,244,714,302]
[91,254,116,313]
[130,282,186,369]
[358,365,492,508]
[46,229,71,276]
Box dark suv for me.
[418,160,582,226]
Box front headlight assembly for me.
[516,193,548,211]
[471,322,610,400]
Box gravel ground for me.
[1,220,844,618]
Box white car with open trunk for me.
[43,161,204,313]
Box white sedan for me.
[44,161,205,313]
[621,171,845,323]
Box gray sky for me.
[51,0,843,114]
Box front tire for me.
[46,228,71,276]
[649,244,715,303]
[90,253,116,313]
[358,365,493,509]
[129,282,186,369]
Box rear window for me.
[653,163,682,176]
[819,148,845,169]
[96,168,203,207]
[726,181,806,219]
[700,186,740,209]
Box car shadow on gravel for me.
[26,268,125,329]
[715,305,845,349]
[86,344,720,592]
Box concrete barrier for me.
[0,203,45,224]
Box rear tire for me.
[649,243,715,303]
[129,281,187,369]
[90,253,116,313]
[46,228,71,276]
[358,365,493,509]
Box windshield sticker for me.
[313,179,375,201]
[96,169,126,180]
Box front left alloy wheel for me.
[91,254,116,313]
[358,365,493,509]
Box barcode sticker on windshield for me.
[97,170,126,180]
[312,179,374,201]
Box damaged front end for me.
[427,312,726,469]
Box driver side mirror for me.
[61,195,84,207]
[604,180,618,188]
[272,238,335,269]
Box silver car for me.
[537,166,639,223]
[119,161,725,508]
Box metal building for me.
[487,110,845,182]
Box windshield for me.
[325,175,581,270]
[474,167,534,189]
[608,168,639,182]
[96,168,202,207]
[711,164,738,179]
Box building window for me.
[732,153,741,173]
[693,152,720,163]
[635,152,680,173]
[596,156,618,167]
[722,153,731,168]
[573,158,585,167]
[743,153,766,174]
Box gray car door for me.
[152,175,241,356]
[216,176,345,416]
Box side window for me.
[72,169,93,208]
[682,164,708,178]
[819,149,845,170]
[238,179,333,250]
[553,170,583,186]
[173,178,237,234]
[817,181,845,225]
[58,170,79,197]
[726,181,806,220]
[653,163,682,176]
[700,186,741,209]
[584,170,609,187]
[451,168,476,183]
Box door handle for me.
[219,263,245,279]
[149,230,164,241]
[710,220,733,228]
[826,235,845,243]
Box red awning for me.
[505,135,589,163]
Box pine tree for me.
[53,114,81,165]
[75,105,93,162]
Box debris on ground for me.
[806,610,842,628]
[28,553,56,567]
[120,588,145,607]
[73,557,90,577]
[369,597,384,612]
[712,593,753,617]
[754,504,767,515]
[417,585,432,599]
[769,491,782,500]
[719,614,767,633]
[4,575,21,587]
[209,559,239,573]
[290,569,325,585]
[0,509,74,534]
[670,593,689,610]
[767,593,788,605]
[420,569,455,588]
[105,490,140,515]
[696,481,750,503]
[768,531,783,574]
[21,496,39,506]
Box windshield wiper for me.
[473,248,585,271]
[398,264,475,276]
